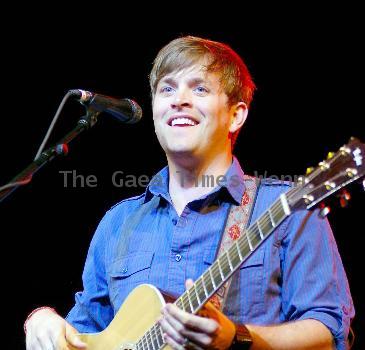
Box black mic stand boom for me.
[0,111,99,203]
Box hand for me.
[159,280,236,350]
[25,308,87,350]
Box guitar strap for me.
[209,175,261,311]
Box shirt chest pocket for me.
[204,247,265,319]
[108,251,154,310]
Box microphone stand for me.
[0,110,100,203]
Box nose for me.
[171,88,192,109]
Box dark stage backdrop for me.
[1,15,364,350]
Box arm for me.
[25,213,115,350]
[279,209,354,350]
[245,319,333,350]
[65,213,114,331]
[160,298,334,350]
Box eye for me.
[194,86,209,95]
[160,86,174,94]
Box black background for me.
[1,6,364,349]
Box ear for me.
[229,102,248,133]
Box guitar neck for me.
[175,192,292,314]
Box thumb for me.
[65,322,87,348]
[185,278,194,290]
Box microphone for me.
[69,89,142,124]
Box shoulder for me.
[107,193,146,213]
[256,177,293,200]
[91,193,147,245]
[97,193,146,230]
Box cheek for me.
[153,98,169,120]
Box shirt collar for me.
[144,156,246,206]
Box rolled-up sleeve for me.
[281,209,354,350]
[66,214,114,332]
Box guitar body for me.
[70,284,169,350]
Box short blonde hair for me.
[149,36,256,108]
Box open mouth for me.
[167,116,200,127]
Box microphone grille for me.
[127,99,143,124]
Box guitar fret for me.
[268,208,276,227]
[245,229,254,251]
[148,330,156,350]
[141,335,148,350]
[200,276,209,298]
[152,329,159,350]
[186,290,194,312]
[225,250,233,273]
[195,278,206,304]
[280,193,291,215]
[228,244,241,269]
[248,226,261,247]
[189,286,199,310]
[209,267,217,289]
[180,294,191,313]
[220,253,232,277]
[217,259,225,280]
[259,213,273,236]
[137,337,143,350]
[176,298,184,310]
[235,240,244,262]
[155,326,163,348]
[257,220,264,240]
[203,271,214,295]
[237,235,251,258]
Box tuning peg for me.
[324,181,336,191]
[306,167,314,175]
[319,161,330,170]
[337,189,351,208]
[318,203,331,218]
[327,152,335,159]
[346,168,358,178]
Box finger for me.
[163,333,185,350]
[165,304,218,334]
[57,334,72,350]
[65,323,87,348]
[38,336,55,350]
[159,313,186,345]
[162,307,215,347]
[178,328,213,348]
[185,279,194,289]
[26,333,42,350]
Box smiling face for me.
[153,63,241,162]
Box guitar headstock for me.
[288,137,365,212]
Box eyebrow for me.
[159,76,211,87]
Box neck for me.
[167,152,233,215]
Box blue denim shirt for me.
[66,158,354,350]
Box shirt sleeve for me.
[280,208,355,350]
[65,213,114,332]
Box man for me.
[25,36,354,350]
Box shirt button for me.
[122,267,128,274]
[172,218,178,225]
[175,254,182,262]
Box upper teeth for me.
[171,118,197,126]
